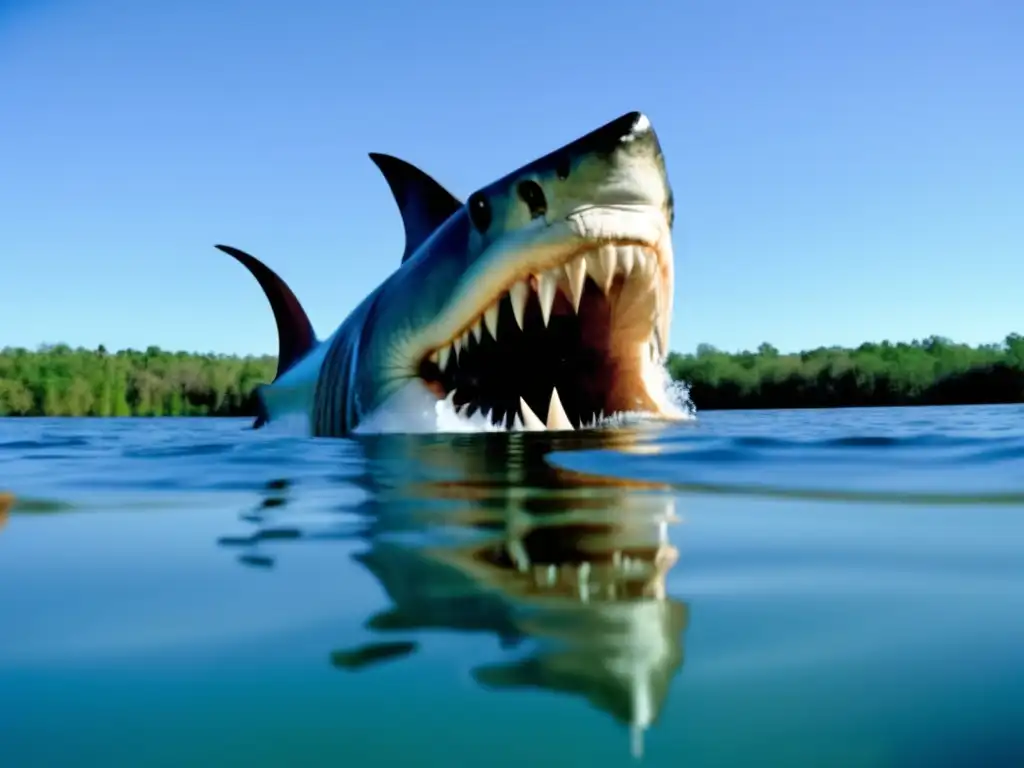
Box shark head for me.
[218,111,681,436]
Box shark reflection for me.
[219,430,689,758]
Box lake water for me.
[1,405,1023,767]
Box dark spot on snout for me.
[555,155,571,181]
[468,191,492,233]
[517,180,547,220]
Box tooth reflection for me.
[462,482,686,761]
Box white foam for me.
[352,380,445,435]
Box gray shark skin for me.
[220,111,680,437]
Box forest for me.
[0,335,1021,417]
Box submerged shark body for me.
[221,111,680,437]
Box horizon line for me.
[4,332,1021,360]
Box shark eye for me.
[468,192,492,233]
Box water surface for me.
[2,406,1023,767]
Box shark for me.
[218,110,681,437]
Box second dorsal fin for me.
[368,153,462,263]
[215,244,317,383]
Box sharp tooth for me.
[438,345,451,371]
[509,282,529,330]
[586,245,616,293]
[428,349,439,366]
[618,245,635,277]
[471,318,483,344]
[633,248,647,275]
[518,397,546,431]
[461,329,471,351]
[641,247,658,280]
[615,254,658,327]
[537,270,558,326]
[545,388,574,431]
[483,303,499,340]
[564,257,586,312]
[511,413,524,431]
[633,248,657,290]
[452,335,462,360]
[445,389,457,406]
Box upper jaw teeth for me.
[429,243,662,370]
[426,242,665,431]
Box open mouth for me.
[418,242,669,431]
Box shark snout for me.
[577,110,656,155]
[465,112,673,242]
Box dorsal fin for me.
[368,153,462,263]
[215,244,317,382]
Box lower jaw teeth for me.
[520,390,572,431]
[444,387,604,432]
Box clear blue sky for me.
[1,0,1021,356]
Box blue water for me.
[1,405,1023,767]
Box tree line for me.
[666,334,1024,409]
[0,335,1021,417]
[0,345,273,417]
